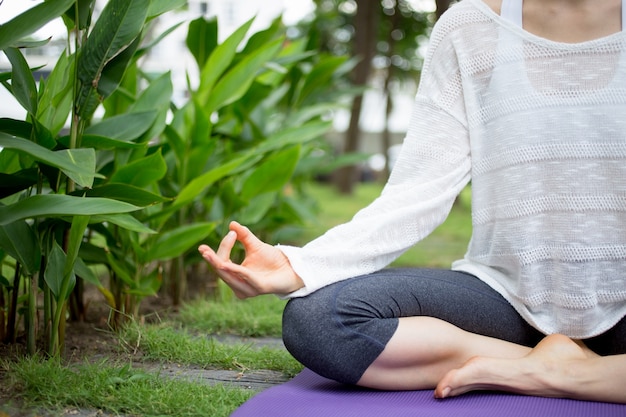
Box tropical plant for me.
[143,15,360,306]
[0,0,358,355]
[0,0,184,355]
[295,0,433,192]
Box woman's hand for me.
[198,221,304,298]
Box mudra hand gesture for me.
[198,221,304,298]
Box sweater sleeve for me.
[278,13,472,298]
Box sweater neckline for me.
[470,0,626,49]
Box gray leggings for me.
[282,268,626,385]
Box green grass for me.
[120,321,303,377]
[298,182,472,267]
[3,358,254,417]
[176,294,287,338]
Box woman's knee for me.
[282,294,334,364]
[281,280,398,384]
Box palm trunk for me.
[335,0,380,194]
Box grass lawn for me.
[2,182,473,417]
[297,181,472,267]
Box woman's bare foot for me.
[434,334,595,400]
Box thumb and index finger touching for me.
[228,221,264,251]
[197,221,262,265]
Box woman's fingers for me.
[199,222,291,297]
[230,221,268,250]
[216,230,237,260]
[198,240,261,298]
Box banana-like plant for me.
[149,16,360,305]
[0,0,359,355]
[0,0,183,356]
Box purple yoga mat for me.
[231,368,626,417]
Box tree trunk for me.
[335,0,379,194]
[381,2,401,181]
[435,0,452,20]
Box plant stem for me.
[27,274,37,355]
[0,281,6,342]
[44,284,52,352]
[6,263,20,344]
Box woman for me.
[199,0,626,403]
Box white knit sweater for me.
[278,0,626,339]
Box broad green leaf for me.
[126,73,172,143]
[31,118,57,150]
[75,0,150,118]
[129,72,173,113]
[174,153,254,210]
[136,21,185,60]
[126,268,161,297]
[80,183,169,206]
[0,0,75,50]
[0,169,38,199]
[0,148,21,175]
[283,194,319,225]
[147,0,187,18]
[10,39,51,49]
[0,118,33,139]
[3,48,38,115]
[91,213,155,234]
[97,35,142,98]
[206,38,283,113]
[0,274,10,288]
[56,148,97,188]
[189,99,212,148]
[59,134,145,150]
[196,17,255,105]
[0,133,98,187]
[0,118,56,150]
[257,45,315,86]
[64,215,90,280]
[63,0,95,31]
[162,125,186,163]
[109,150,167,188]
[36,52,73,136]
[255,121,332,153]
[240,16,283,56]
[184,101,214,179]
[241,146,300,200]
[102,61,138,116]
[146,222,215,262]
[73,257,101,288]
[78,242,109,265]
[298,55,350,106]
[0,220,41,276]
[146,152,260,224]
[187,17,218,71]
[84,111,158,141]
[44,242,67,298]
[105,251,135,287]
[0,195,140,226]
[286,103,347,128]
[238,192,276,225]
[46,216,90,301]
